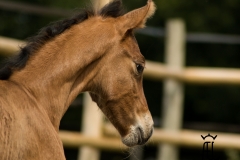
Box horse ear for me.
[117,0,156,35]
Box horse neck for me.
[10,24,106,129]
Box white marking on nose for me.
[136,113,154,138]
[121,113,154,147]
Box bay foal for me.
[0,0,156,159]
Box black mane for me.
[0,0,124,80]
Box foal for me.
[0,0,156,159]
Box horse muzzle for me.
[121,114,154,147]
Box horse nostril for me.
[136,126,153,145]
[136,127,144,145]
[122,125,153,147]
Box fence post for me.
[157,19,186,160]
[92,0,110,11]
[77,93,103,160]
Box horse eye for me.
[136,64,144,74]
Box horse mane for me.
[0,0,124,80]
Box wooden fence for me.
[1,20,240,160]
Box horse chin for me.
[121,125,154,147]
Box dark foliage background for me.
[1,0,240,159]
